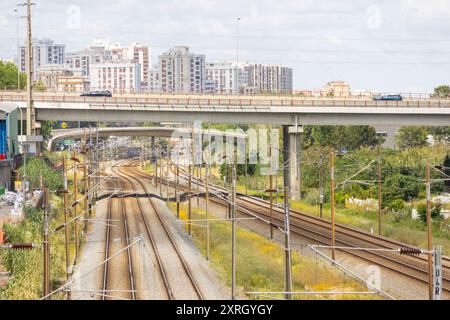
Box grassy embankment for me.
[0,154,86,299]
[166,201,381,300]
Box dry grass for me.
[167,201,381,300]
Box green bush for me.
[387,199,406,212]
[335,191,349,207]
[19,156,63,190]
[416,203,443,223]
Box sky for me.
[0,0,449,93]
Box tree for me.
[433,85,450,98]
[0,61,26,90]
[416,203,443,223]
[395,126,429,150]
[304,125,381,151]
[428,127,450,143]
[383,173,423,205]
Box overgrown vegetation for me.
[169,202,379,300]
[0,155,73,299]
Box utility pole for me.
[196,165,200,207]
[235,17,241,96]
[188,164,192,236]
[426,163,433,300]
[330,150,336,262]
[72,152,79,261]
[155,153,158,187]
[83,151,88,235]
[266,143,274,240]
[24,0,35,135]
[205,164,210,261]
[62,156,70,300]
[377,146,382,236]
[166,143,169,204]
[231,164,237,300]
[268,173,274,240]
[319,153,324,219]
[176,158,180,220]
[42,186,50,299]
[283,186,293,300]
[14,8,20,91]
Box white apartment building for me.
[20,38,65,80]
[90,62,141,93]
[243,64,293,94]
[65,47,109,78]
[205,61,240,95]
[159,46,206,94]
[149,66,160,92]
[66,40,150,90]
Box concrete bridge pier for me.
[282,125,303,201]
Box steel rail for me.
[134,164,450,294]
[112,166,174,300]
[117,166,204,300]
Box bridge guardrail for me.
[1,92,450,109]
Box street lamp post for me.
[14,8,20,91]
[236,17,241,96]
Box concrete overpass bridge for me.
[3,91,450,199]
[48,126,246,151]
[1,92,450,126]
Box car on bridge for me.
[80,90,112,97]
[373,94,403,101]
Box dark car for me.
[373,94,403,101]
[80,90,112,97]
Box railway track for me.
[113,165,204,300]
[101,195,136,300]
[130,161,450,294]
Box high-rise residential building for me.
[149,66,160,92]
[20,38,65,80]
[206,61,241,95]
[129,43,150,89]
[65,39,150,90]
[158,46,206,94]
[90,62,141,93]
[65,47,109,78]
[243,64,293,94]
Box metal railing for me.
[1,91,450,109]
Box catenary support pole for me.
[231,164,237,300]
[330,150,336,262]
[42,186,50,299]
[73,153,79,261]
[426,163,433,300]
[205,164,210,261]
[62,157,71,300]
[319,153,324,218]
[284,186,293,300]
[377,146,382,236]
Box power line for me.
[2,23,450,42]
